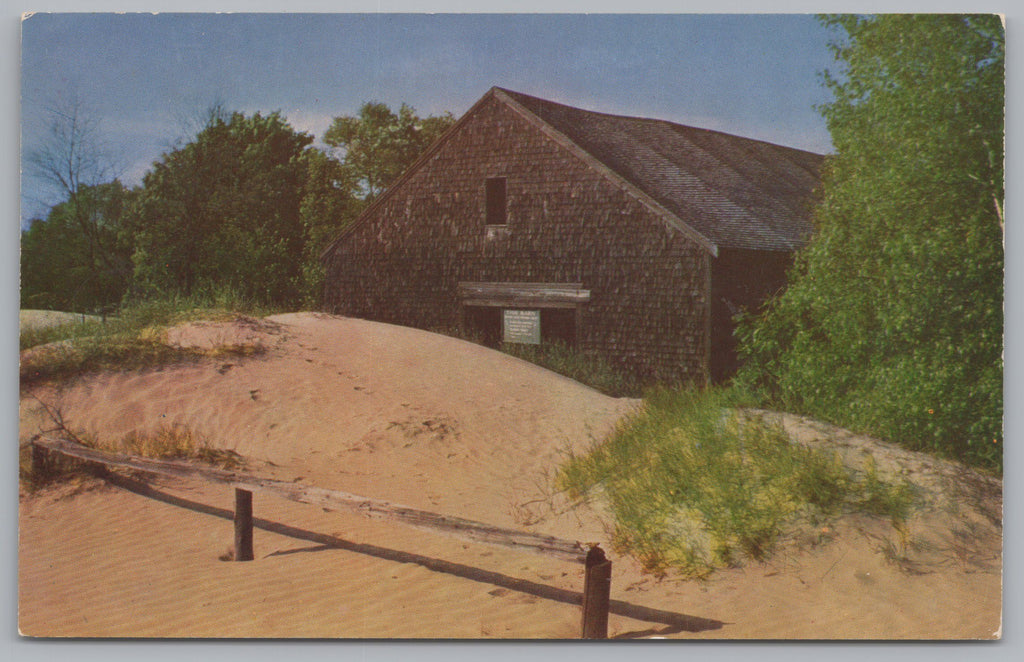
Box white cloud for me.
[281,109,337,144]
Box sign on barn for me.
[503,309,541,344]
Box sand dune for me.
[18,313,1002,639]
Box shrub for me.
[558,387,918,577]
[734,16,1003,474]
[499,340,642,397]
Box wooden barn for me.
[321,87,824,384]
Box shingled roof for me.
[495,87,824,252]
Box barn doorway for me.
[539,308,577,346]
[462,305,578,348]
[464,305,501,346]
[458,282,591,349]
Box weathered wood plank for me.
[31,442,49,480]
[458,282,590,306]
[459,298,580,310]
[32,436,588,563]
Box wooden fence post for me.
[581,545,612,639]
[31,440,49,481]
[234,488,254,561]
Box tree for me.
[20,181,136,312]
[25,95,118,208]
[323,102,455,200]
[23,94,129,310]
[130,111,315,306]
[297,148,364,307]
[737,15,1004,470]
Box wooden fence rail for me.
[30,435,612,638]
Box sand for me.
[17,313,1002,639]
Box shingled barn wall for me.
[322,94,711,384]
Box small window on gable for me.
[486,177,507,226]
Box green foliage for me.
[324,101,455,200]
[20,316,108,353]
[303,102,454,303]
[499,340,642,397]
[23,99,453,314]
[111,287,277,330]
[20,181,136,313]
[130,111,314,307]
[19,293,272,388]
[558,388,918,577]
[20,337,207,389]
[737,15,1004,472]
[297,149,365,307]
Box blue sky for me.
[20,12,839,225]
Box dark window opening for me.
[485,177,507,226]
[709,295,739,383]
[540,308,577,347]
[464,306,502,347]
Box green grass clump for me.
[21,289,278,351]
[19,317,109,352]
[20,336,209,388]
[20,292,275,387]
[499,341,642,398]
[558,387,919,577]
[427,326,642,398]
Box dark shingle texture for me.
[498,88,824,252]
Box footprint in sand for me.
[854,570,876,585]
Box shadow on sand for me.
[102,472,724,638]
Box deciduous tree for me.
[20,181,136,312]
[131,111,314,306]
[297,148,364,306]
[737,15,1004,470]
[323,102,455,200]
[23,95,131,312]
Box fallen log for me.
[31,435,588,563]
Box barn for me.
[321,87,824,385]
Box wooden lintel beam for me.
[458,282,591,307]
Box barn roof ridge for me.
[492,86,817,153]
[491,86,824,252]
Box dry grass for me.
[116,425,244,469]
[21,418,244,491]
